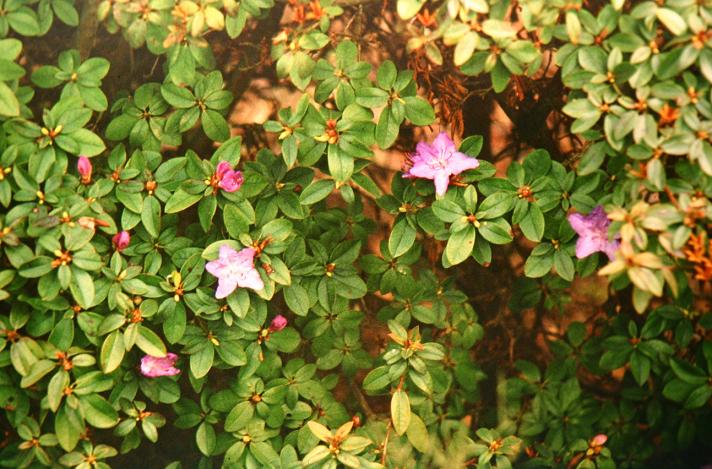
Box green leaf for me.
[161,83,196,108]
[656,8,687,35]
[299,179,334,205]
[190,345,214,379]
[524,254,553,278]
[519,204,544,242]
[224,401,254,432]
[202,109,230,142]
[165,189,202,213]
[406,413,430,453]
[554,250,575,281]
[70,267,95,309]
[70,129,106,156]
[0,81,20,117]
[445,225,476,265]
[389,218,417,258]
[141,195,161,238]
[403,96,435,125]
[376,106,401,149]
[283,284,310,316]
[391,389,411,436]
[135,325,167,356]
[100,331,125,373]
[196,421,216,456]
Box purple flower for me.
[140,353,180,377]
[112,231,131,251]
[216,161,244,193]
[77,156,92,184]
[403,132,479,197]
[205,245,264,299]
[568,206,619,260]
[269,315,288,332]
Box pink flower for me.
[590,434,608,447]
[140,353,180,377]
[77,156,92,184]
[568,206,619,260]
[269,315,288,332]
[216,161,243,193]
[403,132,479,197]
[205,245,264,299]
[112,231,130,251]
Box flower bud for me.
[77,156,92,184]
[269,314,288,332]
[590,434,608,447]
[112,231,131,251]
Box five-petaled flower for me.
[77,156,92,184]
[403,132,479,197]
[269,315,288,332]
[112,231,131,251]
[215,161,244,193]
[205,245,264,299]
[568,205,619,260]
[140,353,180,377]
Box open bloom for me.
[112,231,130,251]
[77,156,92,184]
[216,161,244,193]
[403,132,479,197]
[205,245,264,299]
[269,315,288,332]
[140,353,180,377]
[568,206,619,260]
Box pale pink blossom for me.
[205,245,264,298]
[568,206,619,260]
[590,434,608,447]
[77,156,92,184]
[112,231,130,251]
[216,161,243,193]
[269,315,288,332]
[403,132,479,197]
[140,353,180,377]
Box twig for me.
[348,379,376,421]
[380,420,393,465]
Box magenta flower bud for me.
[269,314,288,332]
[590,434,608,447]
[112,231,131,251]
[77,156,92,184]
[215,161,244,193]
[140,353,180,377]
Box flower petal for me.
[575,235,604,258]
[432,132,456,154]
[205,258,227,277]
[215,277,239,299]
[408,163,439,180]
[447,152,480,175]
[238,269,264,291]
[433,172,451,197]
[567,213,589,234]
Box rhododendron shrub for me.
[0,1,711,468]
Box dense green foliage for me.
[0,0,711,468]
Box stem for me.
[75,0,99,60]
[380,420,392,465]
[348,379,375,421]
